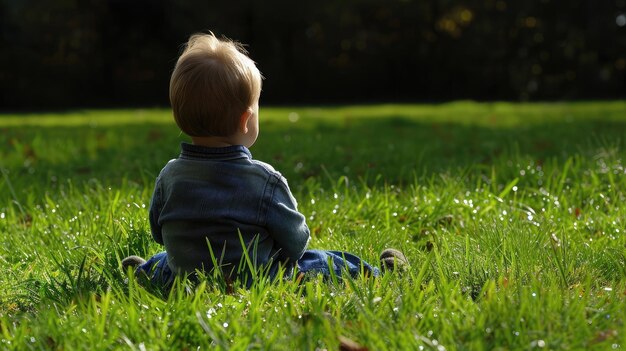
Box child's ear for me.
[239,108,252,134]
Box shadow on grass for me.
[1,116,625,197]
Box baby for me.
[123,33,407,288]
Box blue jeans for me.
[137,250,380,288]
[297,250,381,278]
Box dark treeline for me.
[1,0,625,110]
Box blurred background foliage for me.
[0,0,625,110]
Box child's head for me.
[170,33,262,138]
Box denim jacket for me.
[149,143,310,279]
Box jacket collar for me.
[179,142,252,160]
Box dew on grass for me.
[612,344,620,349]
[550,233,561,246]
[206,308,216,319]
[530,339,546,348]
[30,337,35,343]
[223,322,229,328]
[0,213,4,219]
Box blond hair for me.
[169,33,262,137]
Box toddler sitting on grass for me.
[123,32,408,288]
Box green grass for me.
[1,101,625,350]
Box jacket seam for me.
[258,174,278,226]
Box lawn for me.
[1,101,625,350]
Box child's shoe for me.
[122,255,146,272]
[380,248,409,273]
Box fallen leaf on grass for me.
[23,144,37,160]
[592,329,618,343]
[75,166,92,174]
[45,336,56,349]
[147,129,163,141]
[574,207,582,218]
[339,335,368,351]
[20,213,33,227]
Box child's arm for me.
[148,178,164,245]
[266,177,310,262]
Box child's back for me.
[151,143,309,280]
